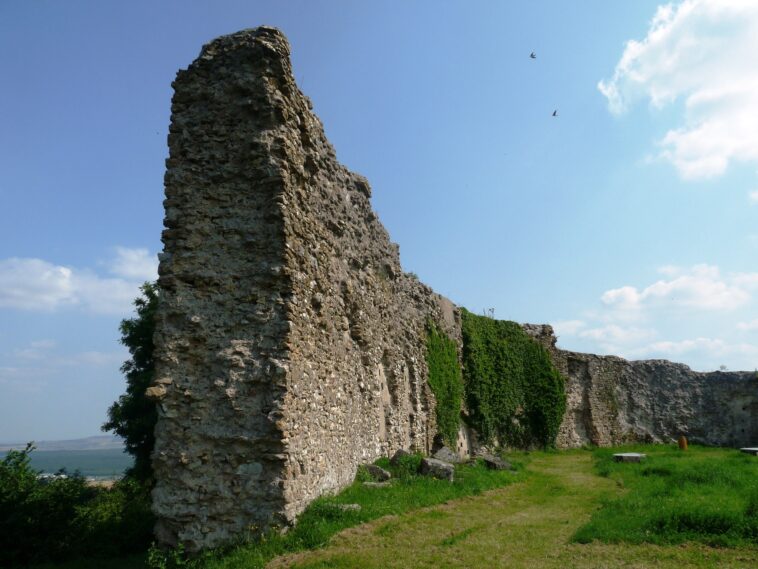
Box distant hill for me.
[0,435,124,452]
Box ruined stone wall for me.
[524,325,758,448]
[149,25,758,552]
[149,27,459,551]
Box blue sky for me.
[2,0,757,441]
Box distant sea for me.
[0,435,133,479]
[2,448,134,479]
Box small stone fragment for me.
[420,457,455,481]
[613,453,646,463]
[433,446,462,464]
[335,503,361,512]
[364,464,391,481]
[362,481,391,488]
[390,449,413,466]
[478,453,512,471]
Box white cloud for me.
[0,248,157,315]
[0,259,78,311]
[56,351,126,367]
[749,190,758,204]
[552,320,586,336]
[599,0,758,179]
[109,247,158,281]
[601,264,753,313]
[13,340,57,360]
[633,337,758,362]
[737,319,758,332]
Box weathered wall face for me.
[524,325,758,448]
[150,25,757,552]
[150,27,458,551]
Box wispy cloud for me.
[737,319,758,332]
[109,247,158,281]
[601,264,754,314]
[554,262,758,370]
[599,0,758,179]
[749,190,758,204]
[0,248,157,315]
[631,337,758,362]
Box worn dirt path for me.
[268,452,758,569]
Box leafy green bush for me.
[103,281,159,483]
[460,309,566,448]
[425,322,464,446]
[0,444,153,567]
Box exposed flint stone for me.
[478,453,512,471]
[145,385,167,400]
[433,446,463,464]
[420,457,455,481]
[362,481,391,488]
[364,464,391,481]
[613,453,646,463]
[151,25,462,551]
[334,503,361,512]
[390,449,413,466]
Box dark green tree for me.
[103,282,159,482]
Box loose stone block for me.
[479,453,513,471]
[739,447,758,456]
[433,446,463,464]
[362,481,391,489]
[613,453,647,463]
[420,457,455,481]
[364,464,391,481]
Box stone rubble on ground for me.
[478,453,513,471]
[613,453,647,463]
[433,446,463,464]
[364,464,391,481]
[420,457,455,481]
[362,481,391,488]
[390,449,413,466]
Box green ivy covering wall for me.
[461,309,566,448]
[425,322,463,446]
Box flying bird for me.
[552,110,558,117]
[530,51,536,59]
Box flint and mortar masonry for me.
[150,27,459,551]
[524,324,758,448]
[150,25,757,552]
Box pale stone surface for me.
[524,325,758,449]
[150,26,461,551]
[362,481,391,488]
[739,448,758,455]
[613,453,646,463]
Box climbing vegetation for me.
[425,322,464,447]
[461,309,566,448]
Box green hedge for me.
[0,444,153,567]
[461,309,566,448]
[425,322,463,446]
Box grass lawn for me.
[270,448,758,568]
[573,444,758,547]
[36,447,758,568]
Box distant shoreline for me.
[0,446,133,479]
[0,434,125,452]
